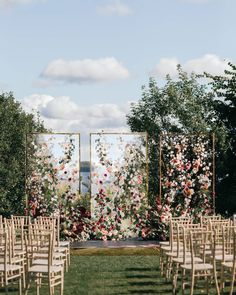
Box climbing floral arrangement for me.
[26,134,88,240]
[27,133,148,241]
[91,134,148,240]
[143,133,214,240]
[160,133,213,217]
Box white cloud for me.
[21,94,131,159]
[41,57,130,84]
[151,54,230,79]
[21,94,130,132]
[98,0,132,16]
[0,0,41,8]
[21,94,53,113]
[150,58,179,79]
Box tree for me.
[127,67,226,204]
[206,63,236,215]
[0,92,46,215]
[126,67,227,238]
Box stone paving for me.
[72,239,159,249]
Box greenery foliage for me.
[127,68,226,196]
[0,92,46,215]
[205,63,236,215]
[127,66,233,238]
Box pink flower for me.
[137,175,143,184]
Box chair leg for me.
[172,262,179,294]
[48,277,53,295]
[68,247,70,265]
[230,270,235,295]
[22,264,26,290]
[190,271,195,295]
[36,280,40,295]
[60,271,64,295]
[181,269,185,295]
[160,249,164,275]
[166,256,173,280]
[65,255,68,272]
[213,264,220,295]
[19,277,22,295]
[25,273,31,295]
[220,264,225,292]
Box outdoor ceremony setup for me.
[1,131,236,294]
[1,0,235,292]
[1,211,236,294]
[0,133,236,294]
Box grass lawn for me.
[65,248,166,295]
[1,248,230,294]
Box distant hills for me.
[80,161,90,172]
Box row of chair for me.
[159,215,236,294]
[0,215,71,295]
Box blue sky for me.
[0,0,235,158]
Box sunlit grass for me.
[3,248,231,294]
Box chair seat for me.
[159,241,169,246]
[221,261,234,268]
[204,249,222,255]
[180,263,213,271]
[55,246,67,253]
[33,259,64,266]
[28,265,63,273]
[160,245,171,251]
[59,241,70,247]
[214,254,233,261]
[0,264,22,272]
[173,256,202,264]
[161,245,183,252]
[33,252,63,259]
[166,251,178,257]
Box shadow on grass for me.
[129,290,159,294]
[125,267,158,272]
[126,274,158,279]
[0,287,19,293]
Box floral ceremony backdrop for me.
[159,133,214,223]
[26,132,214,241]
[26,132,148,241]
[90,133,148,240]
[26,133,87,239]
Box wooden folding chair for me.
[25,231,64,295]
[180,229,219,295]
[0,231,23,295]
